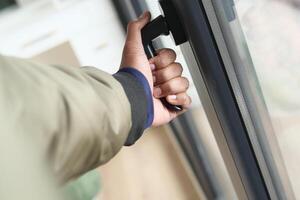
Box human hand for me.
[150,49,191,126]
[120,11,191,127]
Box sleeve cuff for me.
[113,68,154,146]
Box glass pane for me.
[210,0,300,197]
[144,1,238,199]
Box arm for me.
[0,11,191,183]
[0,55,139,182]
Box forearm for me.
[0,55,149,182]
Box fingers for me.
[126,11,151,43]
[149,48,176,69]
[166,93,192,109]
[153,62,183,85]
[153,77,189,98]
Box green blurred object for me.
[0,0,16,10]
[64,170,101,200]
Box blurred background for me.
[0,0,299,199]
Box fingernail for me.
[150,64,155,70]
[153,76,156,83]
[154,87,162,97]
[169,95,177,100]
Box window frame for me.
[200,0,296,199]
[170,0,272,199]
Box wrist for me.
[117,68,154,128]
[114,68,154,145]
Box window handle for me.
[141,0,187,112]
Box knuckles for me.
[157,49,177,66]
[173,62,183,74]
[182,77,190,89]
[158,63,183,82]
[163,77,189,93]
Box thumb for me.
[126,11,151,42]
[137,11,151,27]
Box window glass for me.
[145,0,238,199]
[211,0,300,197]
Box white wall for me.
[0,0,125,74]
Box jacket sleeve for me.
[0,55,148,183]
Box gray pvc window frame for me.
[170,0,272,199]
[201,0,295,199]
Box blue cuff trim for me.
[118,68,154,128]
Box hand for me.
[150,49,191,126]
[120,11,191,127]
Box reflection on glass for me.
[213,0,300,197]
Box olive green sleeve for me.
[0,55,143,183]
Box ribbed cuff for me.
[113,68,154,146]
